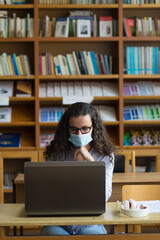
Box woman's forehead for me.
[69,114,92,127]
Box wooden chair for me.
[122,185,160,201]
[122,185,160,233]
[0,151,38,203]
[0,154,3,203]
[116,151,136,173]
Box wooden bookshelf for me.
[0,0,160,202]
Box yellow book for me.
[16,81,32,97]
[7,55,14,75]
[16,56,24,75]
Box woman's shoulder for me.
[91,148,114,163]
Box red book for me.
[98,54,107,74]
[124,18,135,37]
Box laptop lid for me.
[24,161,105,216]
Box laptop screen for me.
[24,161,105,216]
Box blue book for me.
[126,47,131,74]
[89,51,99,75]
[123,107,132,120]
[130,107,136,120]
[40,108,49,122]
[13,53,20,75]
[65,56,72,75]
[130,47,134,74]
[155,46,159,74]
[137,106,144,120]
[69,16,94,20]
[104,55,110,74]
[137,47,140,75]
[0,133,21,147]
[11,55,18,75]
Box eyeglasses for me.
[69,126,92,134]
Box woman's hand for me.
[72,146,94,162]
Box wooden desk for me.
[110,172,160,202]
[0,202,160,240]
[13,173,160,203]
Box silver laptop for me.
[24,161,105,216]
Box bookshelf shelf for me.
[10,97,35,102]
[38,4,119,9]
[103,121,120,125]
[124,120,160,125]
[0,38,34,42]
[40,121,120,126]
[0,76,35,80]
[123,4,160,8]
[124,145,160,149]
[0,147,36,151]
[39,96,119,102]
[39,37,119,42]
[39,75,119,80]
[123,96,160,100]
[3,189,13,193]
[0,4,34,9]
[123,75,160,79]
[0,122,35,127]
[123,37,160,41]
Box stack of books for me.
[123,81,160,96]
[94,105,117,121]
[0,107,12,122]
[0,53,32,76]
[39,51,113,75]
[123,17,160,37]
[0,0,26,4]
[39,81,118,97]
[0,133,21,147]
[39,107,66,122]
[123,104,160,121]
[124,129,160,146]
[123,46,159,75]
[0,11,34,38]
[40,133,55,147]
[39,11,117,38]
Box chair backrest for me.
[0,151,37,203]
[118,151,136,173]
[122,185,160,201]
[0,154,3,203]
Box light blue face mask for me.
[68,132,93,147]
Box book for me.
[99,16,112,37]
[77,19,91,37]
[82,81,91,96]
[47,82,54,97]
[66,54,78,75]
[99,105,117,121]
[40,133,55,147]
[89,51,99,75]
[123,18,135,37]
[0,81,13,97]
[91,81,102,96]
[0,107,11,122]
[16,81,32,97]
[55,17,69,37]
[39,83,47,97]
[102,82,118,96]
[0,132,21,147]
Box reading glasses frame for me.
[69,126,92,134]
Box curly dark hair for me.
[44,102,115,162]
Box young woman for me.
[41,102,115,236]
